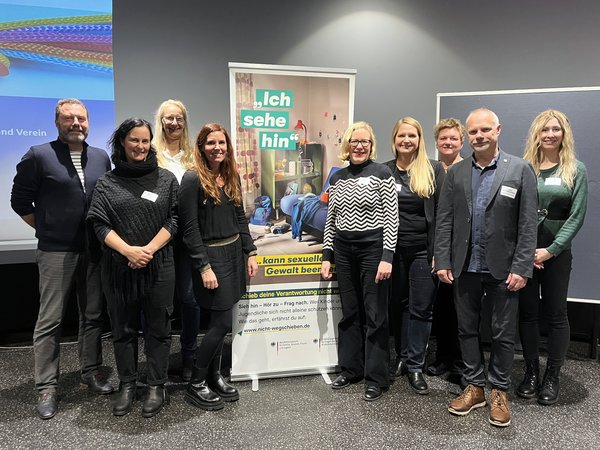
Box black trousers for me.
[334,238,389,388]
[389,245,438,372]
[431,281,462,365]
[174,242,200,360]
[519,249,572,366]
[106,258,175,385]
[454,272,518,391]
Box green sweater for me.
[537,160,587,256]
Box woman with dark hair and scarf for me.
[88,118,178,418]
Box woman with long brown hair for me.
[178,123,257,411]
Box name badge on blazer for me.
[141,190,158,202]
[500,185,517,199]
[545,177,561,186]
[396,183,402,192]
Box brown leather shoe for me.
[448,384,486,416]
[489,388,511,427]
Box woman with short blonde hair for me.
[321,121,398,402]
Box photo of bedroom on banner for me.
[234,73,348,225]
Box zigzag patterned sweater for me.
[322,159,399,263]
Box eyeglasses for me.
[349,139,372,148]
[162,115,185,124]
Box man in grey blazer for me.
[434,108,537,427]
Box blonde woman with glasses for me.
[321,121,399,402]
[153,100,199,382]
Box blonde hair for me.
[523,109,577,189]
[339,121,377,162]
[434,117,465,141]
[152,99,195,170]
[391,117,435,198]
[194,123,242,206]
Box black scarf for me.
[113,149,158,178]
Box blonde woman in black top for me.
[385,117,444,395]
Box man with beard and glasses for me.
[11,98,113,419]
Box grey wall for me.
[113,0,600,160]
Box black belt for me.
[538,209,568,221]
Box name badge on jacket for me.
[141,190,158,202]
[500,185,517,199]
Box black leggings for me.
[519,249,572,366]
[194,308,232,377]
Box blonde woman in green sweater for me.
[518,110,588,405]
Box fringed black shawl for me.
[87,152,178,304]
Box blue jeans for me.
[389,245,438,372]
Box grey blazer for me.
[434,150,538,280]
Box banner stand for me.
[229,63,355,382]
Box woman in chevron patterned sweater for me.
[321,121,399,402]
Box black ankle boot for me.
[516,359,539,399]
[185,367,224,411]
[538,364,561,405]
[112,382,136,417]
[142,385,169,418]
[182,357,194,382]
[207,355,239,402]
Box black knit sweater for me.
[87,157,178,303]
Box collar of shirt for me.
[471,151,500,171]
[162,149,183,162]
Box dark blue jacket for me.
[11,139,111,252]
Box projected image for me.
[0,1,114,252]
[0,1,113,99]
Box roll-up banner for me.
[228,63,356,381]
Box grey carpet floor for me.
[1,338,598,450]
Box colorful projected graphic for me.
[0,1,114,254]
[0,16,112,76]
